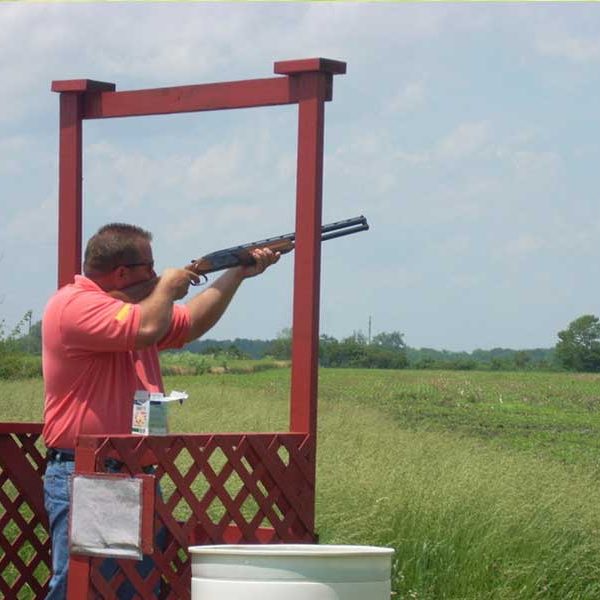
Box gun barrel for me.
[320,215,367,236]
[202,215,368,259]
[261,214,367,244]
[321,222,369,242]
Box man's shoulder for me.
[45,276,108,314]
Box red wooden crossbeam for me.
[82,78,300,119]
[0,422,43,434]
[50,58,346,122]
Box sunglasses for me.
[120,261,155,270]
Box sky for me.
[2,3,600,352]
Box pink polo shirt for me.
[42,275,191,450]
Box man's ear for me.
[112,266,130,288]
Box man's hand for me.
[159,268,201,300]
[238,248,280,279]
[183,247,279,342]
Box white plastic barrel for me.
[189,544,394,600]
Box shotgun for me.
[111,215,369,302]
[189,215,369,275]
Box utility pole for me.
[368,315,372,344]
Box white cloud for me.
[0,136,31,175]
[510,150,562,179]
[433,235,472,257]
[535,30,600,63]
[449,273,481,290]
[394,150,429,166]
[434,121,492,161]
[3,193,57,245]
[84,120,290,211]
[186,141,248,200]
[389,81,426,114]
[504,234,545,257]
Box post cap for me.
[51,79,116,93]
[274,58,347,76]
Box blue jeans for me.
[44,460,73,600]
[44,459,161,599]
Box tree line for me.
[265,328,556,371]
[2,312,600,378]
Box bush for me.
[0,353,42,379]
[320,340,408,369]
[556,314,600,372]
[160,352,209,376]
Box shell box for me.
[132,390,188,435]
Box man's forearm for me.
[185,268,245,341]
[135,268,197,348]
[136,284,176,348]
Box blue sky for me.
[2,3,600,351]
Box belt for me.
[47,448,74,462]
[46,448,125,471]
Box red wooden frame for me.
[48,57,346,598]
[52,56,345,439]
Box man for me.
[42,223,279,599]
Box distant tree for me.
[342,331,367,345]
[513,351,531,369]
[490,357,507,371]
[319,333,407,369]
[1,311,37,354]
[269,328,292,360]
[555,314,600,372]
[225,343,249,359]
[0,311,42,378]
[200,344,223,356]
[371,331,406,351]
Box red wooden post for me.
[274,60,345,437]
[274,58,346,534]
[51,80,115,288]
[275,60,346,437]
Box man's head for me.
[84,223,156,290]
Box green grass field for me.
[4,367,600,599]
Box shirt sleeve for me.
[59,289,141,353]
[157,304,192,351]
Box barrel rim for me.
[189,544,394,558]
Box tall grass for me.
[317,401,600,599]
[4,370,600,598]
[165,371,600,598]
[0,378,44,422]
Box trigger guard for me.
[191,274,208,286]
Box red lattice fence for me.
[0,424,51,599]
[68,432,316,599]
[0,427,316,599]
